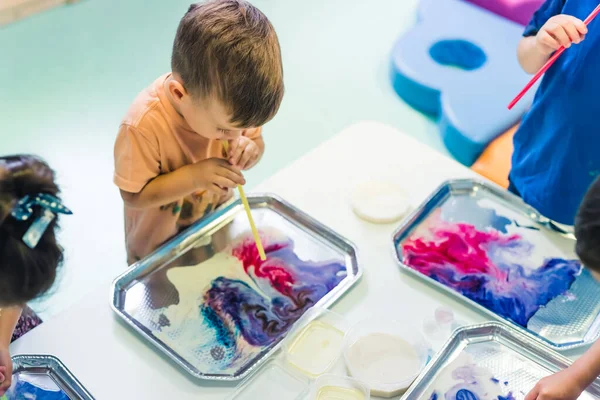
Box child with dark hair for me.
[526,176,600,400]
[0,155,71,395]
[114,0,284,264]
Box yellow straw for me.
[223,141,266,260]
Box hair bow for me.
[11,193,72,248]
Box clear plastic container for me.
[423,306,455,343]
[310,374,370,400]
[423,307,467,351]
[282,307,349,378]
[343,318,429,398]
[228,360,309,400]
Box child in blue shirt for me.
[510,0,599,227]
[514,2,600,398]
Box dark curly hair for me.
[575,176,600,272]
[0,155,64,306]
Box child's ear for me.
[167,78,188,102]
[591,269,600,283]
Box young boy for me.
[526,176,600,400]
[509,0,599,228]
[113,0,284,264]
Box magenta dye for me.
[203,234,347,348]
[402,218,581,327]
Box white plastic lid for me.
[343,318,428,398]
[351,181,410,224]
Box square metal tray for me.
[8,355,94,399]
[111,194,361,382]
[393,179,600,351]
[403,322,600,399]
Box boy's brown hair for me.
[172,0,284,128]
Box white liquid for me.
[158,252,263,330]
[150,252,265,373]
[286,320,344,376]
[424,353,504,400]
[317,386,366,400]
[346,333,421,397]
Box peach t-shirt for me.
[114,74,261,264]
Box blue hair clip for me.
[10,193,72,248]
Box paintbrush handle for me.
[237,185,267,260]
[508,3,600,110]
[508,48,565,109]
[222,140,267,261]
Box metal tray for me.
[393,179,600,351]
[403,322,600,399]
[111,194,361,382]
[8,355,94,399]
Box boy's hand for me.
[228,136,261,170]
[192,158,245,194]
[0,347,12,395]
[525,369,585,400]
[536,15,587,55]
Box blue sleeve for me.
[523,0,566,37]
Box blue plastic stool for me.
[391,0,538,166]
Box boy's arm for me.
[517,36,554,74]
[525,340,600,400]
[121,159,246,209]
[517,0,586,74]
[517,16,587,74]
[120,166,194,209]
[0,306,22,394]
[0,306,20,348]
[115,125,245,209]
[571,340,600,390]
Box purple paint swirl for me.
[428,363,515,400]
[402,217,581,327]
[202,235,347,348]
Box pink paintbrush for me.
[508,3,600,110]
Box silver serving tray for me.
[9,355,94,399]
[403,323,600,399]
[111,193,361,382]
[393,179,600,350]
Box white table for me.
[10,121,586,399]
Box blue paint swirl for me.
[403,220,581,327]
[498,395,516,400]
[6,379,68,400]
[455,389,478,400]
[202,236,346,349]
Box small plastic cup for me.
[282,306,349,378]
[434,306,454,326]
[343,318,428,398]
[310,374,370,400]
[228,360,309,400]
[423,307,455,342]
